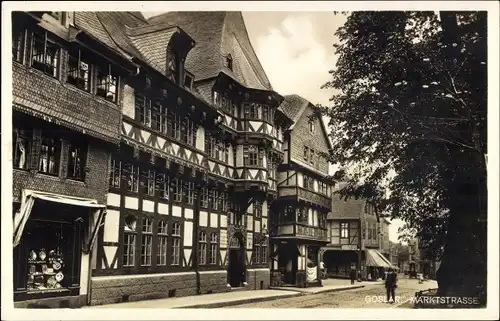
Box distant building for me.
[322,183,396,280]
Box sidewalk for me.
[85,278,373,309]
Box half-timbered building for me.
[79,11,294,305]
[11,11,141,308]
[269,95,334,288]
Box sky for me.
[142,11,404,243]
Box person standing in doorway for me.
[385,268,397,303]
[349,268,357,285]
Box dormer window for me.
[184,74,193,89]
[167,48,178,84]
[309,120,316,134]
[226,54,233,71]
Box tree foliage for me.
[318,11,487,299]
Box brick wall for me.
[246,268,270,290]
[290,106,329,174]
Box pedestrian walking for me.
[349,268,357,285]
[319,261,327,279]
[385,268,397,303]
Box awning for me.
[365,249,391,268]
[13,189,106,253]
[374,250,398,270]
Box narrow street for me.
[227,277,437,308]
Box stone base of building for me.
[90,269,271,306]
[14,294,87,309]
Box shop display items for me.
[26,248,65,291]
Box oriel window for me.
[38,133,60,175]
[67,48,90,91]
[13,128,32,170]
[31,30,59,77]
[245,145,259,166]
[67,140,87,181]
[96,64,118,103]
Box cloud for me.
[254,15,337,106]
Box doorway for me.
[278,243,298,285]
[228,233,245,287]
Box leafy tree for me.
[318,11,487,302]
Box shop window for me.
[157,221,168,266]
[38,134,61,175]
[67,140,87,181]
[253,201,262,219]
[200,188,209,209]
[173,178,183,203]
[141,169,155,196]
[31,30,59,77]
[340,222,349,239]
[171,222,181,265]
[209,233,218,265]
[12,128,32,170]
[12,24,24,62]
[25,220,74,293]
[155,172,170,200]
[198,231,207,265]
[123,215,137,267]
[96,64,118,103]
[186,181,195,205]
[141,218,153,266]
[109,158,121,188]
[135,93,152,127]
[123,163,139,193]
[67,48,90,91]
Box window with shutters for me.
[209,233,218,265]
[67,139,87,181]
[157,221,168,266]
[198,231,207,265]
[31,30,60,77]
[96,63,118,103]
[171,222,181,265]
[12,128,32,170]
[141,218,153,266]
[67,48,90,91]
[38,133,61,175]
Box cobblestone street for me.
[228,277,437,308]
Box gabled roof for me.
[328,196,366,220]
[279,94,334,151]
[147,11,273,91]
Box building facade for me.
[11,11,137,308]
[323,185,396,280]
[11,10,336,307]
[269,95,334,288]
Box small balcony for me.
[278,186,331,209]
[275,223,328,242]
